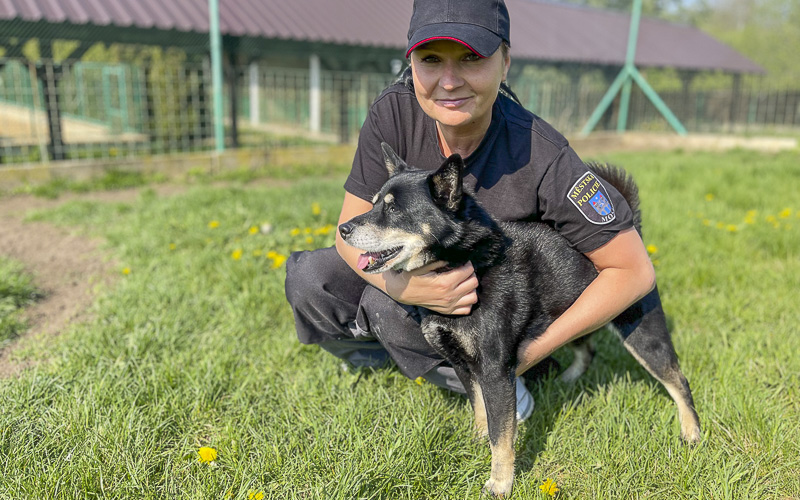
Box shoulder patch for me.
[567,171,616,225]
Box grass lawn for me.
[1,148,799,499]
[0,257,39,348]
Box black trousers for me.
[285,246,448,381]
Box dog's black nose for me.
[338,223,354,239]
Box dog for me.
[338,143,701,497]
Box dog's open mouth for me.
[357,247,402,273]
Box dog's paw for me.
[681,424,702,444]
[483,477,513,498]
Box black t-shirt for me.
[345,83,633,254]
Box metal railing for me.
[1,57,797,166]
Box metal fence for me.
[1,57,798,166]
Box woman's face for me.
[410,40,509,134]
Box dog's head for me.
[338,143,464,274]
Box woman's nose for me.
[439,61,463,90]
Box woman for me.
[285,0,656,421]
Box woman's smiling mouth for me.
[436,97,471,108]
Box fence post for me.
[226,51,240,148]
[729,74,741,133]
[39,61,66,161]
[309,54,321,134]
[249,62,260,126]
[209,0,225,152]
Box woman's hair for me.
[394,42,521,105]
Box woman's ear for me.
[502,54,511,82]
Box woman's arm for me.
[515,227,655,375]
[335,192,479,315]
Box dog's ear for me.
[381,142,408,177]
[429,154,463,211]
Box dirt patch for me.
[0,185,185,378]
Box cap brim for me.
[406,23,502,59]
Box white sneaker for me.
[515,377,534,422]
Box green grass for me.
[0,257,40,348]
[1,149,799,498]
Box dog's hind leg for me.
[611,288,701,443]
[478,370,517,498]
[560,335,595,383]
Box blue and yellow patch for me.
[567,171,616,225]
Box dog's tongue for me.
[357,252,382,270]
[357,253,373,270]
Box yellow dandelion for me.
[270,254,287,269]
[314,224,334,235]
[304,227,312,234]
[702,219,711,227]
[248,491,264,500]
[715,222,725,229]
[766,215,777,223]
[208,220,220,229]
[197,447,217,463]
[539,478,560,497]
[705,193,714,202]
[311,202,321,215]
[415,377,424,385]
[169,243,177,250]
[290,228,301,237]
[249,226,259,235]
[726,225,738,232]
[305,236,314,244]
[779,208,792,219]
[231,249,243,260]
[646,244,658,254]
[122,267,131,275]
[267,250,279,259]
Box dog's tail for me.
[586,162,643,236]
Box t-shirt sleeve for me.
[538,146,634,253]
[344,104,391,202]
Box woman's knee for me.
[285,246,365,311]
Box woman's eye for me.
[463,53,480,62]
[421,55,440,63]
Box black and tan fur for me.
[338,143,701,497]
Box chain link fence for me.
[1,57,798,166]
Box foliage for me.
[696,0,800,88]
[1,149,799,498]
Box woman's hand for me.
[384,261,479,315]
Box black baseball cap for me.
[406,0,511,59]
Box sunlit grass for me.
[1,149,799,498]
[0,257,40,347]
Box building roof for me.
[0,0,764,73]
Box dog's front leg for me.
[451,364,489,438]
[479,372,517,497]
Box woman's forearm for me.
[515,236,655,376]
[516,268,653,375]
